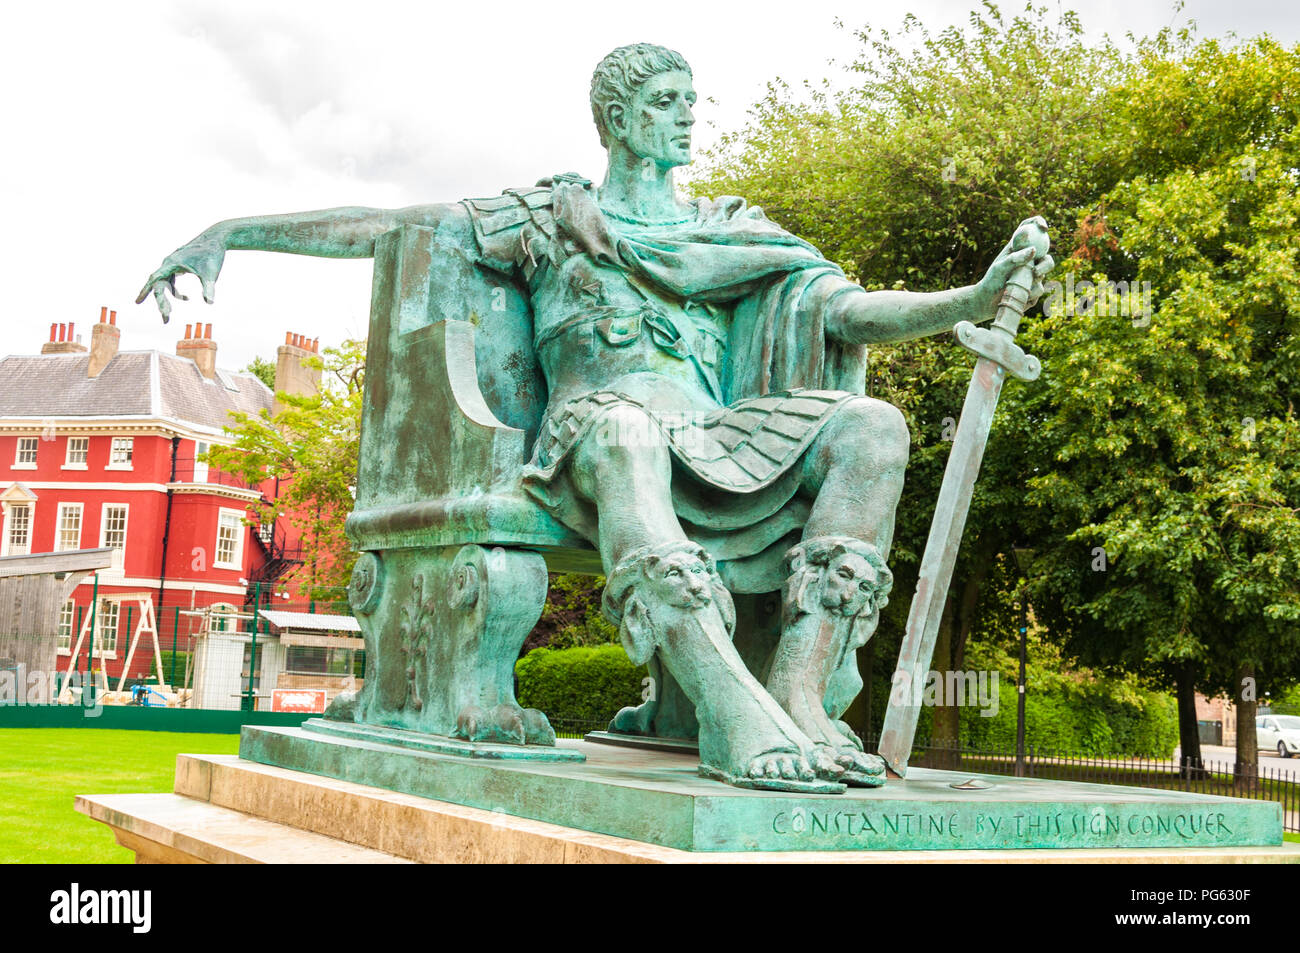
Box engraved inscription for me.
[770,809,1235,843]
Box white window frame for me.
[57,601,75,655]
[95,597,119,658]
[55,502,83,552]
[63,436,89,470]
[99,503,129,559]
[106,437,134,470]
[193,440,209,483]
[214,507,246,570]
[3,502,32,556]
[14,437,38,469]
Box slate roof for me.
[0,350,273,432]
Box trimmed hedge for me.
[516,640,1179,759]
[515,644,647,724]
[961,678,1178,757]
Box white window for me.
[5,503,31,555]
[14,437,38,468]
[108,437,133,468]
[57,601,75,653]
[215,509,245,569]
[64,437,89,468]
[100,504,128,555]
[95,598,119,655]
[55,503,82,552]
[194,440,209,483]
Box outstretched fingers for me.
[1028,253,1056,305]
[136,266,186,323]
[150,281,172,323]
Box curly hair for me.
[590,43,692,148]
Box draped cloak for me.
[462,179,869,591]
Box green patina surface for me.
[241,726,1281,852]
[139,42,1054,795]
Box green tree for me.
[242,356,276,391]
[207,339,366,598]
[694,5,1300,772]
[1016,33,1300,783]
[693,2,1132,752]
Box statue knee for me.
[829,397,910,474]
[573,404,671,492]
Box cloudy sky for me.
[2,0,1296,371]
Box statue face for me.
[614,69,696,168]
[647,551,713,609]
[821,553,879,617]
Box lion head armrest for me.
[346,223,586,555]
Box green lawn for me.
[0,728,239,863]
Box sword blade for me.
[878,356,1008,776]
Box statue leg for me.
[764,397,907,781]
[573,406,843,792]
[799,396,909,551]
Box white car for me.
[1257,714,1300,758]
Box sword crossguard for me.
[954,321,1041,382]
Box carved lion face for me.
[820,552,880,617]
[645,551,714,609]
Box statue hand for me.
[976,217,1054,321]
[135,231,227,323]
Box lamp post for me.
[1011,547,1034,778]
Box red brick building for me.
[0,308,320,685]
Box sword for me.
[877,218,1049,777]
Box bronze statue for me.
[138,43,1051,793]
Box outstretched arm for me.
[136,203,469,321]
[825,218,1054,346]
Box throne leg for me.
[330,544,555,746]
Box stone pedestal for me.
[74,729,1300,863]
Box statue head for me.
[820,550,882,617]
[644,548,715,609]
[603,540,735,665]
[590,43,695,166]
[785,537,894,621]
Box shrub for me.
[515,643,647,724]
[522,574,618,654]
[960,676,1178,757]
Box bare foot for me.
[835,748,885,776]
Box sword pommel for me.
[992,218,1051,338]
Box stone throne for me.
[326,222,792,755]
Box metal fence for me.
[859,733,1300,834]
[50,589,358,712]
[544,718,1299,833]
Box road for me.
[1175,744,1298,770]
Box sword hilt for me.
[956,218,1048,381]
[992,218,1050,338]
[955,321,1040,381]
